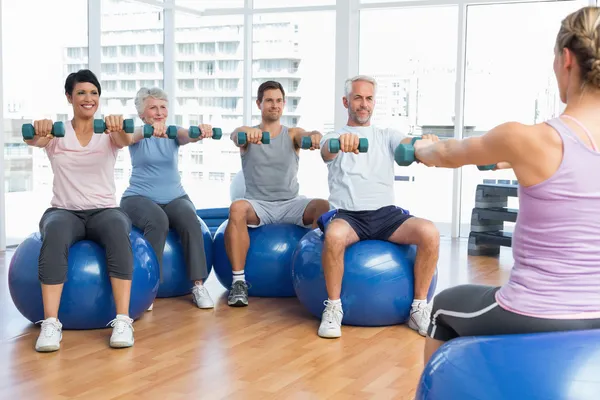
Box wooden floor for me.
[0,238,513,399]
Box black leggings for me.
[428,284,600,341]
[120,194,208,282]
[38,207,133,285]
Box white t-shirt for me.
[320,125,407,211]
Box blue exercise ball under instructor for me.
[292,228,438,326]
[8,230,159,329]
[156,217,214,298]
[213,220,310,297]
[416,329,600,399]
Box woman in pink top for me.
[411,6,600,363]
[24,69,137,352]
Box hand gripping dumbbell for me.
[327,137,369,153]
[93,119,135,134]
[142,124,178,139]
[189,126,223,140]
[22,121,66,140]
[237,131,270,145]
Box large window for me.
[458,0,587,236]
[359,6,458,236]
[174,13,245,209]
[2,0,88,246]
[253,11,336,202]
[2,0,595,247]
[101,0,165,199]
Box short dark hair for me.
[257,80,285,103]
[64,69,102,96]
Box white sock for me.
[412,299,427,309]
[328,298,342,306]
[233,270,245,283]
[116,314,130,320]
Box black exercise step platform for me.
[475,183,519,208]
[470,207,518,232]
[468,231,513,256]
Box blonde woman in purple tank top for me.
[411,6,600,364]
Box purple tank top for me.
[495,117,600,318]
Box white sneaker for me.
[108,315,134,348]
[35,317,63,352]
[147,303,154,311]
[192,285,214,309]
[317,300,343,338]
[408,302,432,336]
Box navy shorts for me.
[318,205,413,241]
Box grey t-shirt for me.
[241,125,300,201]
[321,125,407,211]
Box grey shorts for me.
[428,284,600,341]
[244,196,312,228]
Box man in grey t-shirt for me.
[225,80,330,307]
[317,75,440,339]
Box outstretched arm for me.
[413,122,524,169]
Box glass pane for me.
[254,0,335,8]
[176,0,243,10]
[361,0,415,3]
[101,0,165,198]
[359,6,458,237]
[459,0,587,237]
[2,0,88,246]
[174,13,244,208]
[252,11,336,201]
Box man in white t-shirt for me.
[317,75,440,338]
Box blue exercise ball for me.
[416,329,600,399]
[8,230,159,330]
[156,217,213,298]
[291,229,438,326]
[213,220,310,297]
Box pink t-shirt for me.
[45,121,120,210]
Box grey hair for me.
[344,75,377,98]
[134,87,169,115]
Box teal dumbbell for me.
[394,137,421,166]
[22,121,65,140]
[301,136,314,149]
[328,137,368,153]
[189,126,223,140]
[93,119,135,134]
[143,124,178,139]
[238,131,270,145]
[477,164,497,171]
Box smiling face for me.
[257,88,284,122]
[66,82,99,119]
[344,80,375,126]
[140,96,168,125]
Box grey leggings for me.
[38,207,133,285]
[428,284,600,341]
[120,194,208,282]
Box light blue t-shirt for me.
[321,125,407,211]
[122,136,186,204]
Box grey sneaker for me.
[228,280,249,307]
